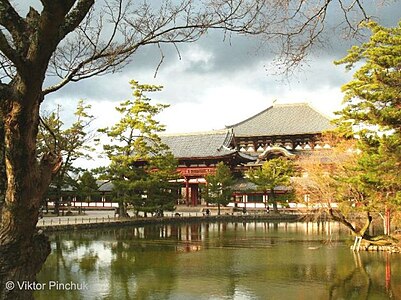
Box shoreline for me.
[38,213,401,253]
[38,213,301,232]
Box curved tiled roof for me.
[160,129,236,159]
[227,103,334,137]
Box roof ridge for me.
[303,102,333,121]
[273,102,309,107]
[225,105,274,128]
[275,102,332,120]
[160,129,230,137]
[226,102,333,130]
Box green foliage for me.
[247,158,296,191]
[334,21,401,132]
[247,157,296,211]
[38,100,95,206]
[147,153,179,211]
[335,21,401,212]
[340,134,401,209]
[204,162,234,215]
[101,81,178,215]
[99,81,169,161]
[77,171,100,202]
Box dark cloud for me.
[42,1,401,109]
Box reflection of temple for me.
[161,103,334,207]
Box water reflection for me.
[35,222,400,300]
[329,251,401,300]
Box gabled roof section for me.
[227,103,334,137]
[258,146,296,161]
[97,180,114,192]
[160,129,237,159]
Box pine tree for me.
[78,171,100,202]
[335,21,401,239]
[204,162,234,215]
[38,100,95,215]
[101,81,178,217]
[335,21,401,133]
[247,157,296,213]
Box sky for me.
[24,1,400,168]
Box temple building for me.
[160,130,255,206]
[161,103,335,207]
[53,103,335,210]
[227,103,334,154]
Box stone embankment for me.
[38,214,300,232]
[363,245,401,253]
[351,237,401,253]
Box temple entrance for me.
[190,184,199,206]
[182,178,206,206]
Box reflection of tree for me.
[79,250,99,273]
[328,252,395,300]
[36,222,401,299]
[329,252,370,300]
[36,235,88,299]
[106,227,179,299]
[38,227,181,299]
[111,223,244,299]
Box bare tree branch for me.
[59,0,95,39]
[0,0,390,95]
[0,1,398,295]
[0,30,20,67]
[41,0,379,94]
[0,0,27,46]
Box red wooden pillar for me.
[191,184,198,206]
[385,207,391,235]
[185,177,190,206]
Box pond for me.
[35,221,401,299]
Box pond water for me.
[35,221,401,300]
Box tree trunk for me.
[270,190,279,213]
[0,120,5,217]
[53,183,63,216]
[0,232,51,299]
[328,208,357,233]
[0,87,61,299]
[356,212,372,238]
[0,3,93,297]
[53,198,60,216]
[328,209,399,247]
[117,202,128,218]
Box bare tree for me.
[0,1,390,299]
[294,133,398,247]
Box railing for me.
[37,209,310,227]
[38,216,119,226]
[46,201,119,208]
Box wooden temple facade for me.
[227,103,334,153]
[160,130,255,206]
[161,103,335,207]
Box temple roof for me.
[232,178,292,192]
[160,129,237,159]
[97,180,114,192]
[226,103,334,137]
